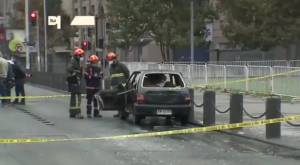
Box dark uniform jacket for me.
[12,61,26,80]
[84,64,102,89]
[4,63,15,89]
[67,57,82,92]
[109,61,130,88]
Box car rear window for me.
[142,73,185,88]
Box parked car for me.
[123,70,193,125]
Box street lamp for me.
[44,0,48,72]
[25,0,30,69]
[190,0,195,64]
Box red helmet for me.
[89,54,99,63]
[74,48,85,57]
[106,52,117,61]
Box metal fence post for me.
[244,66,249,91]
[287,60,291,67]
[224,65,227,89]
[158,64,162,70]
[266,97,281,139]
[230,93,243,124]
[205,64,208,84]
[203,90,216,126]
[188,64,192,83]
[269,66,274,93]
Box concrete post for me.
[188,88,195,123]
[230,93,243,124]
[203,91,215,126]
[266,97,281,139]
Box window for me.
[74,8,78,16]
[142,73,184,88]
[82,7,87,15]
[90,5,95,15]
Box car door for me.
[126,72,140,105]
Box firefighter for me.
[84,54,102,118]
[11,58,27,105]
[106,52,130,118]
[67,48,84,119]
[0,55,9,107]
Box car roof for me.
[133,70,181,74]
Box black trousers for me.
[86,89,99,116]
[15,79,25,103]
[69,92,81,117]
[0,79,8,105]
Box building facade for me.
[70,0,164,62]
[0,0,18,27]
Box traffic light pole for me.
[36,11,41,71]
[190,0,195,64]
[25,0,30,69]
[44,0,48,72]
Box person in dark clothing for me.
[3,60,15,105]
[11,59,26,105]
[106,52,130,118]
[66,48,84,119]
[0,56,14,107]
[84,54,102,118]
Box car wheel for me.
[119,107,129,120]
[165,116,172,125]
[134,115,142,125]
[120,111,129,120]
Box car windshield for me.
[142,73,184,88]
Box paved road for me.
[0,85,300,165]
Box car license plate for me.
[157,109,172,115]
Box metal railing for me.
[125,62,300,97]
[163,60,300,67]
[34,61,300,97]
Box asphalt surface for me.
[0,85,300,165]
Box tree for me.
[219,0,300,58]
[150,0,216,61]
[107,0,155,60]
[106,0,216,61]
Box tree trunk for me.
[124,48,129,62]
[166,46,170,61]
[160,43,166,62]
[284,46,291,60]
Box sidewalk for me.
[193,90,300,149]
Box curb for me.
[190,121,300,151]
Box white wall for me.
[141,42,162,62]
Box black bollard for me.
[266,97,281,139]
[230,93,243,124]
[203,91,216,126]
[188,88,195,123]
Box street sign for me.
[70,16,95,26]
[48,16,61,29]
